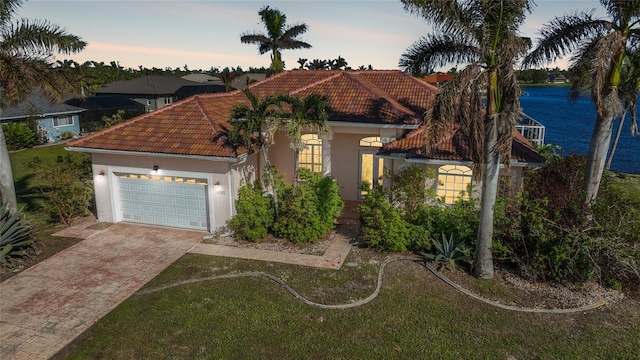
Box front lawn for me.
[1,144,88,281]
[59,252,640,359]
[9,143,89,218]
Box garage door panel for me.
[118,174,208,231]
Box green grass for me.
[9,143,89,221]
[60,254,640,360]
[609,172,640,205]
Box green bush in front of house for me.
[2,122,37,150]
[359,188,411,252]
[228,180,274,242]
[273,169,343,244]
[28,154,94,225]
[493,154,640,290]
[229,168,343,244]
[359,165,478,254]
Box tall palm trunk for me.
[0,90,18,213]
[584,112,616,204]
[605,110,627,170]
[473,71,500,279]
[0,125,18,214]
[261,143,279,218]
[293,149,300,188]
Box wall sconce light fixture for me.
[214,181,221,190]
[98,171,105,177]
[152,165,159,173]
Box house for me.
[65,95,146,133]
[1,90,84,142]
[547,74,569,83]
[421,73,454,87]
[230,73,267,90]
[94,75,213,112]
[181,73,224,84]
[67,70,544,233]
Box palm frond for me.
[0,0,23,26]
[280,23,310,44]
[522,11,609,68]
[1,19,85,58]
[401,0,467,33]
[399,33,479,75]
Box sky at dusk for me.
[22,0,604,72]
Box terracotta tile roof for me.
[380,123,546,164]
[69,70,437,158]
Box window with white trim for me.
[298,134,322,173]
[437,165,472,204]
[359,136,383,147]
[164,96,172,105]
[53,116,73,127]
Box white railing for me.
[516,112,545,146]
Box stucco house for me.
[1,90,84,142]
[67,70,544,233]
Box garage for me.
[117,173,209,231]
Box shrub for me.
[28,154,94,225]
[494,155,640,288]
[384,165,436,214]
[59,130,75,140]
[0,203,33,267]
[273,185,325,244]
[408,199,479,247]
[273,170,343,244]
[98,109,127,130]
[2,122,36,150]
[359,188,410,252]
[228,181,274,242]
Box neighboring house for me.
[181,73,224,84]
[421,73,454,87]
[175,84,227,100]
[1,90,83,142]
[547,74,569,83]
[230,73,267,90]
[65,95,146,132]
[67,70,544,233]
[94,75,211,112]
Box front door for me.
[359,151,384,198]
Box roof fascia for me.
[327,121,420,129]
[65,147,242,163]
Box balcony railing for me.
[516,112,545,146]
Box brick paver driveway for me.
[0,223,203,360]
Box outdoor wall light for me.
[98,171,105,177]
[152,165,159,173]
[213,181,221,190]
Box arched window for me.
[298,134,322,173]
[437,165,472,204]
[359,136,383,147]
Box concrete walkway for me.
[190,233,352,269]
[0,219,354,360]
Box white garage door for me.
[117,173,209,231]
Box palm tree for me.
[297,58,308,70]
[0,0,86,213]
[522,0,640,205]
[399,0,533,279]
[240,6,311,73]
[277,93,331,187]
[229,88,285,217]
